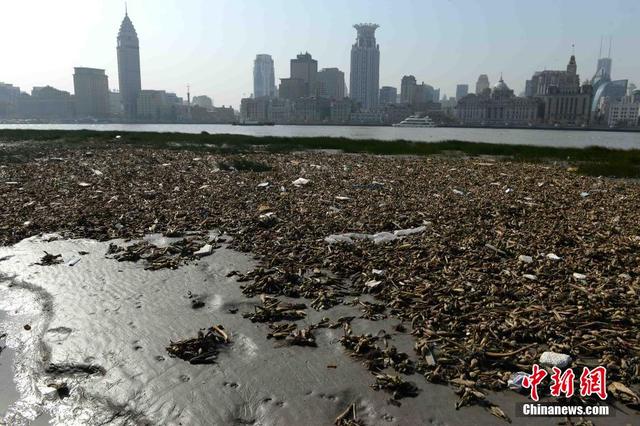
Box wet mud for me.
[0,235,637,425]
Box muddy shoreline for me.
[1,138,639,424]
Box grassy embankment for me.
[0,129,639,178]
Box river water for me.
[1,123,639,149]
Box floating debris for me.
[267,322,297,340]
[194,244,213,257]
[607,382,640,408]
[106,236,217,270]
[518,255,533,264]
[36,251,63,266]
[242,296,306,323]
[285,327,316,347]
[325,226,426,245]
[292,177,310,187]
[47,382,70,399]
[166,325,230,365]
[2,141,640,420]
[539,351,572,369]
[371,374,420,400]
[334,402,364,426]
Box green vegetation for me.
[1,129,639,178]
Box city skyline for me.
[1,0,639,108]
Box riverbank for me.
[1,128,640,178]
[2,124,640,150]
[1,135,639,424]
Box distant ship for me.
[392,115,437,128]
[233,121,275,126]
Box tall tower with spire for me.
[117,6,141,119]
[350,24,380,110]
[567,51,577,75]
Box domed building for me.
[456,76,541,126]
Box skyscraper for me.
[291,53,318,97]
[73,67,109,118]
[253,54,276,98]
[400,75,417,104]
[317,68,346,100]
[350,24,380,110]
[379,86,397,104]
[117,9,141,119]
[475,74,490,95]
[455,84,469,100]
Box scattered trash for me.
[166,325,230,364]
[452,189,465,196]
[36,251,63,266]
[78,182,91,187]
[257,182,269,187]
[67,257,81,267]
[292,178,310,187]
[507,372,529,392]
[285,327,316,347]
[334,402,364,426]
[194,244,213,257]
[607,381,640,408]
[518,255,533,263]
[47,382,70,399]
[106,236,218,270]
[3,140,640,421]
[243,296,306,323]
[371,374,420,400]
[580,192,589,197]
[539,351,572,369]
[23,324,31,331]
[325,226,426,245]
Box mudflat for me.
[0,136,639,425]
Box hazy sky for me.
[2,0,638,108]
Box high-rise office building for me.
[350,24,380,110]
[291,53,318,97]
[456,84,469,100]
[400,75,417,104]
[73,67,109,118]
[192,95,214,110]
[253,54,276,98]
[475,74,490,95]
[117,9,141,118]
[317,68,345,100]
[379,86,397,104]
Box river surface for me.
[1,123,640,149]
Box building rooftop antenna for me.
[598,36,603,59]
[608,36,612,58]
[125,2,128,16]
